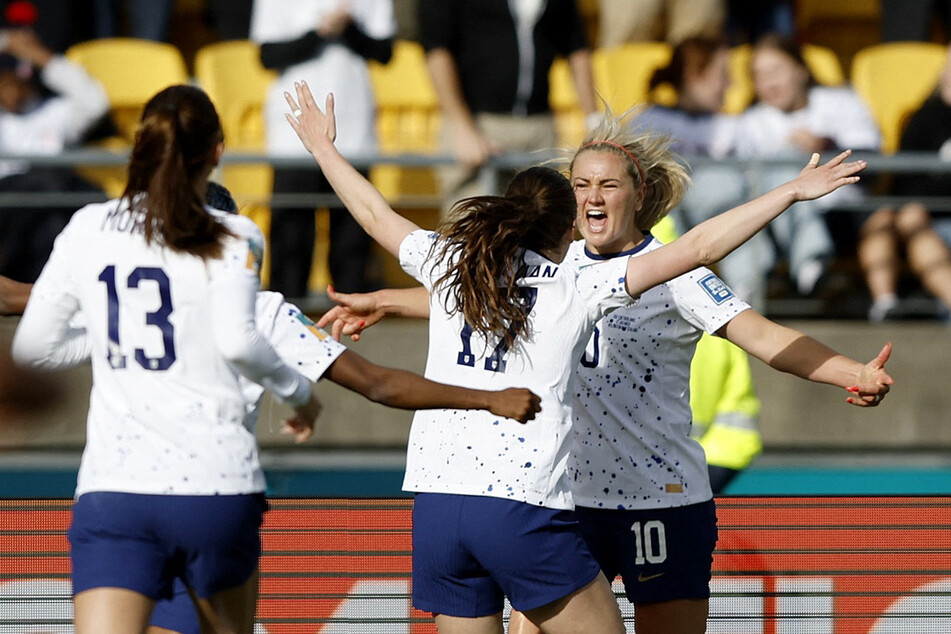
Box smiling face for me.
[752,46,810,113]
[571,149,644,254]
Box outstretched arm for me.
[317,285,431,341]
[284,82,419,257]
[624,151,866,297]
[721,309,893,407]
[326,349,541,423]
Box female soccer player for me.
[9,86,538,634]
[320,115,894,634]
[283,80,865,633]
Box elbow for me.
[11,331,45,370]
[362,372,405,407]
[358,365,410,408]
[213,325,256,366]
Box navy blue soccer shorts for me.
[69,491,267,601]
[574,499,718,604]
[411,492,603,617]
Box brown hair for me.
[123,84,229,258]
[650,35,728,94]
[569,109,690,232]
[430,167,575,349]
[752,33,816,88]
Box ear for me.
[211,140,224,167]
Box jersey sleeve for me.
[667,267,751,334]
[11,213,91,370]
[254,291,346,382]
[206,218,312,408]
[575,256,636,323]
[398,229,440,290]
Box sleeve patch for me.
[294,310,329,341]
[246,238,263,274]
[698,273,734,304]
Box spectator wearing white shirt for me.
[0,27,109,283]
[734,33,882,301]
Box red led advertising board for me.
[1,497,949,632]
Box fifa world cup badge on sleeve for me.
[698,274,734,304]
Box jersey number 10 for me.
[99,265,176,371]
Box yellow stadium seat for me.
[851,42,947,154]
[194,40,288,288]
[724,43,845,115]
[367,40,440,204]
[66,38,190,198]
[194,40,276,150]
[549,56,587,147]
[593,42,673,115]
[66,38,189,144]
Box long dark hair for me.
[430,166,576,348]
[122,84,230,258]
[649,35,728,94]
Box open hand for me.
[792,149,867,202]
[490,388,542,423]
[285,81,336,156]
[316,286,384,341]
[845,341,894,407]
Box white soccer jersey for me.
[399,230,635,509]
[564,237,750,509]
[13,199,313,497]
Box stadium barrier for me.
[0,149,950,209]
[2,496,950,632]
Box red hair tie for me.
[583,140,647,190]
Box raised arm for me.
[720,309,893,407]
[624,151,866,297]
[284,82,419,257]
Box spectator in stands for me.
[91,0,175,41]
[725,0,794,44]
[734,34,881,302]
[635,35,775,309]
[0,27,108,283]
[205,0,253,41]
[251,0,394,297]
[418,0,598,213]
[597,0,726,47]
[857,44,951,323]
[881,0,951,42]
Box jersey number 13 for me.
[99,265,176,371]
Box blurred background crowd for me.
[3,0,951,325]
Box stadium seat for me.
[548,56,587,147]
[66,38,189,144]
[367,39,440,204]
[194,40,284,288]
[66,38,190,198]
[194,40,275,150]
[593,41,673,115]
[851,42,947,154]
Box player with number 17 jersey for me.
[17,198,311,498]
[398,230,635,510]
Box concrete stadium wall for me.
[1,317,948,450]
